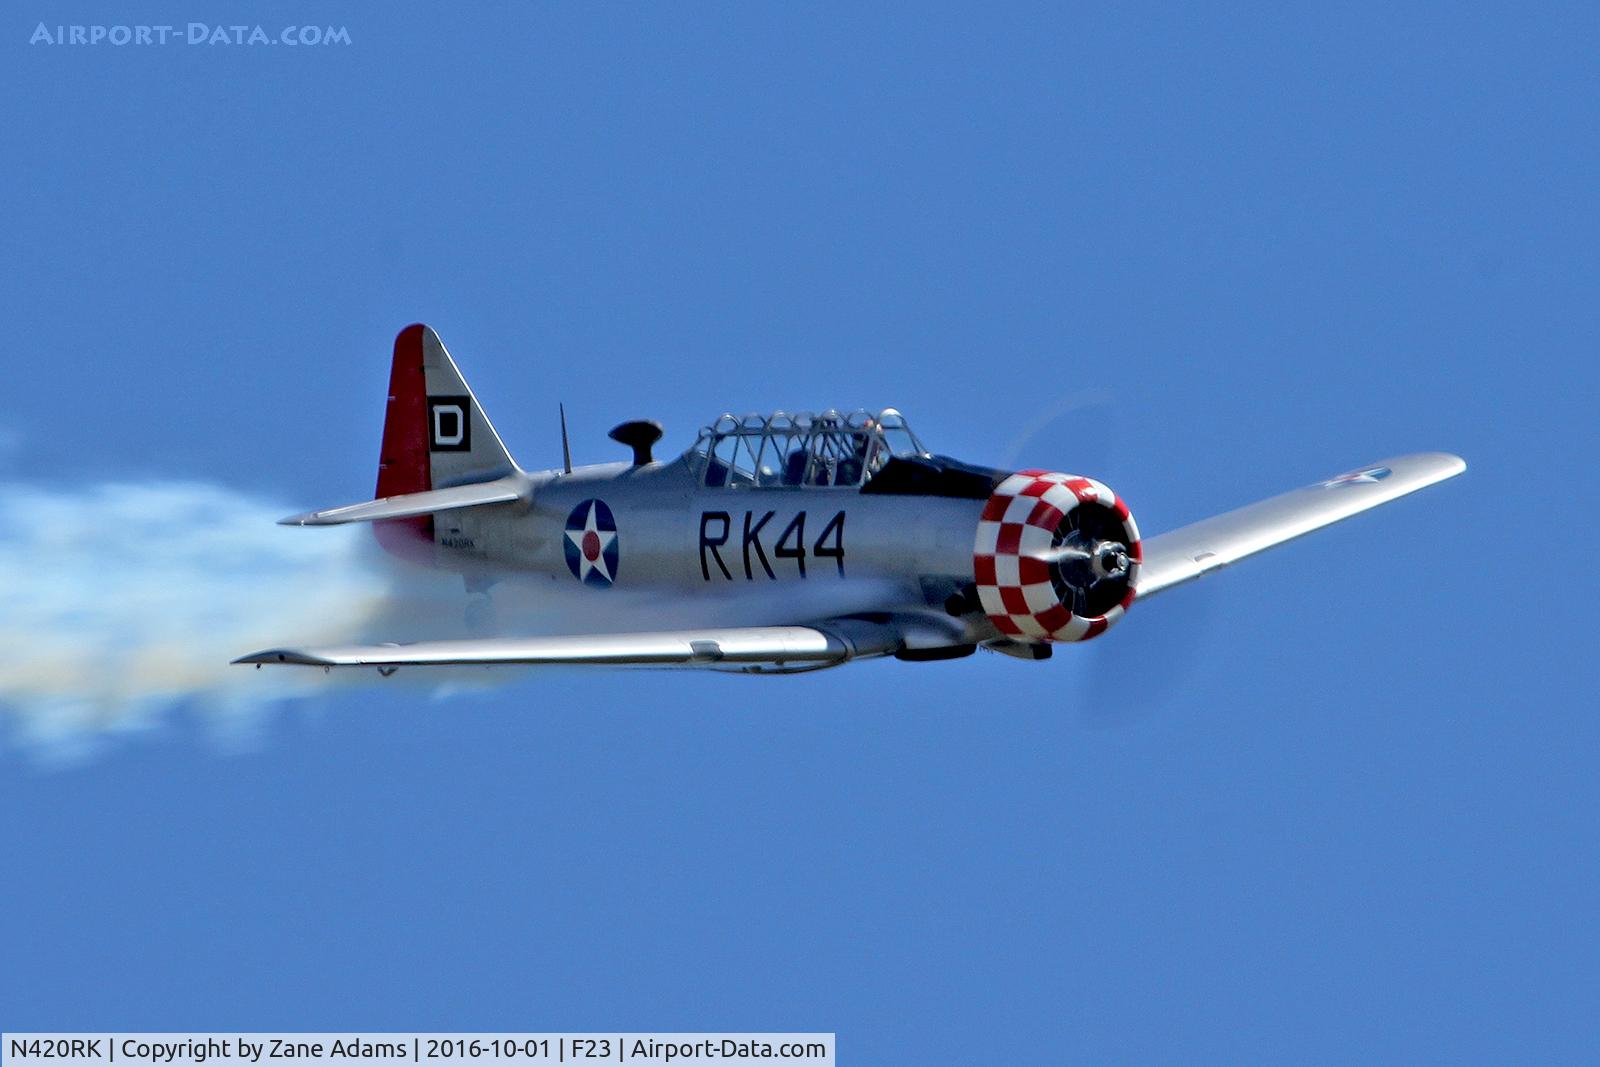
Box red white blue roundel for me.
[1323,465,1392,488]
[564,499,619,587]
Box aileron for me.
[1135,452,1466,599]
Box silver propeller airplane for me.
[237,325,1465,674]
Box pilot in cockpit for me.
[836,429,873,486]
[782,447,808,486]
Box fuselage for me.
[428,453,991,639]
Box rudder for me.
[374,324,520,554]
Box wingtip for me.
[232,649,327,666]
[1426,452,1468,480]
[1385,451,1467,482]
[278,509,345,526]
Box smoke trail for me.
[0,478,939,761]
[0,480,392,759]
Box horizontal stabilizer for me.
[234,625,872,669]
[1135,452,1465,599]
[279,475,526,527]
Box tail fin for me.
[377,324,518,495]
[374,324,520,554]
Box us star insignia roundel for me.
[1322,465,1392,488]
[564,499,620,587]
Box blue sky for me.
[2,3,1596,1062]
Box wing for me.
[234,620,915,673]
[1134,452,1465,599]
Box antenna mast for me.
[559,403,573,474]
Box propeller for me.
[1000,389,1219,728]
[1000,392,1117,476]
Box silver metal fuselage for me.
[432,454,988,639]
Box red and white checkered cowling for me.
[972,470,1142,642]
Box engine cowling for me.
[972,470,1142,642]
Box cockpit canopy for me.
[687,408,928,488]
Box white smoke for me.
[0,477,951,761]
[0,480,393,760]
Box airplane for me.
[235,324,1465,674]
